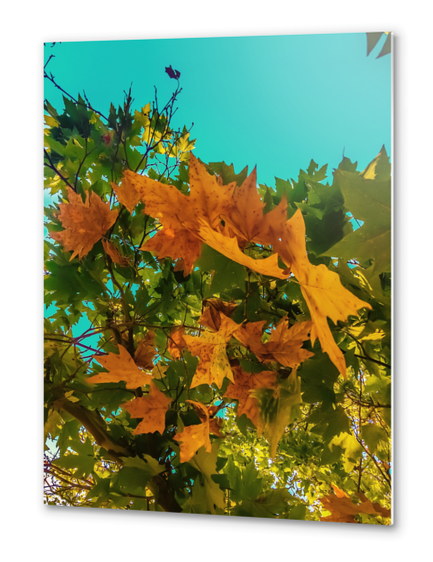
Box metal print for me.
[44,32,392,523]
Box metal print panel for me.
[44,32,392,523]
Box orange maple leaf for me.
[187,154,234,229]
[141,227,202,275]
[87,345,151,388]
[118,168,197,274]
[224,366,278,431]
[220,166,288,246]
[122,381,172,435]
[51,188,118,260]
[174,400,221,462]
[198,299,238,332]
[168,327,187,359]
[235,317,313,368]
[274,209,372,377]
[197,220,289,280]
[102,239,130,266]
[111,174,141,214]
[119,155,290,278]
[184,315,240,388]
[134,331,156,369]
[320,485,391,523]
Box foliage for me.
[44,68,391,524]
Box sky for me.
[44,32,391,189]
[44,32,391,341]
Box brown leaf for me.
[102,239,130,266]
[87,345,151,389]
[199,299,238,332]
[134,331,156,369]
[274,210,372,377]
[122,381,172,435]
[51,188,118,260]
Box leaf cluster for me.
[44,77,391,524]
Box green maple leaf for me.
[322,147,391,275]
[183,442,225,514]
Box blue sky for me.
[44,32,391,188]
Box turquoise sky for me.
[44,32,391,188]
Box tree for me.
[44,60,391,523]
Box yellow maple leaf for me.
[87,345,151,389]
[51,187,118,260]
[173,401,214,463]
[197,220,289,280]
[274,209,372,377]
[102,239,130,266]
[122,381,172,435]
[184,315,240,388]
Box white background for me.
[1,1,430,559]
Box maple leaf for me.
[274,209,372,377]
[141,227,202,275]
[102,239,130,266]
[134,331,156,369]
[87,345,151,389]
[173,401,213,463]
[51,187,118,260]
[168,327,187,359]
[111,174,141,214]
[119,168,201,274]
[235,317,313,368]
[184,315,240,388]
[320,485,391,523]
[220,165,288,245]
[224,366,278,431]
[234,320,267,349]
[199,299,238,332]
[252,369,303,458]
[184,442,226,514]
[197,220,289,280]
[122,381,172,435]
[150,363,169,379]
[187,154,234,229]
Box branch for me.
[52,397,182,512]
[44,149,76,191]
[44,71,108,121]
